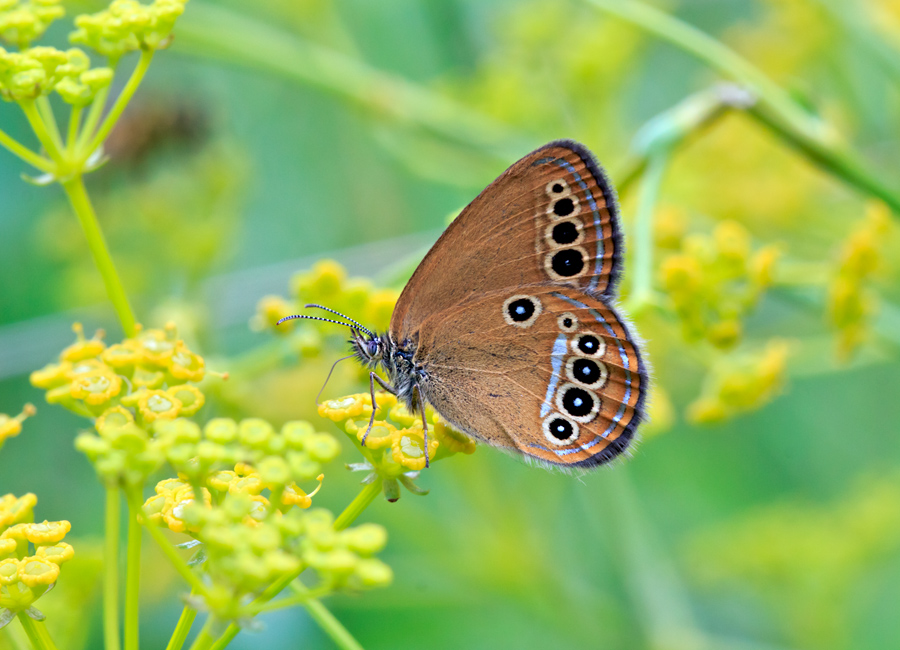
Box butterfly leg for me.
[361,372,396,447]
[413,385,430,468]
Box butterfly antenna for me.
[316,354,354,405]
[276,314,361,330]
[304,304,375,337]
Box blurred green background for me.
[2,0,900,648]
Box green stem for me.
[16,615,59,650]
[0,127,54,172]
[334,479,382,531]
[19,100,63,164]
[67,105,83,150]
[626,149,669,311]
[77,86,109,153]
[124,488,208,595]
[60,175,138,337]
[249,586,332,614]
[36,96,63,152]
[588,0,900,216]
[187,617,218,650]
[299,593,364,650]
[746,102,900,214]
[165,594,199,650]
[124,500,142,650]
[104,487,122,650]
[83,50,154,160]
[176,2,530,162]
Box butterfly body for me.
[342,139,649,470]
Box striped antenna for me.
[303,304,375,337]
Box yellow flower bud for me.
[18,557,60,587]
[166,385,204,416]
[35,542,74,565]
[0,404,35,444]
[0,558,19,585]
[0,538,16,558]
[0,493,37,528]
[60,323,106,361]
[391,429,439,471]
[137,389,181,423]
[70,369,122,405]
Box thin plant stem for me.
[60,175,138,337]
[83,50,154,159]
[16,615,59,650]
[1,623,29,650]
[0,127,54,172]
[626,149,669,311]
[36,96,63,152]
[77,86,110,153]
[187,617,218,650]
[124,502,142,650]
[165,590,199,650]
[19,100,62,164]
[124,488,208,595]
[175,2,530,162]
[104,487,122,650]
[587,0,900,216]
[300,596,364,650]
[249,586,332,614]
[334,479,382,531]
[67,105,83,150]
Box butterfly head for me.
[350,328,386,367]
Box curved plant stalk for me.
[587,0,900,216]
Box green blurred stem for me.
[0,127,53,172]
[67,106,83,150]
[296,586,364,650]
[15,615,58,650]
[60,176,138,337]
[334,479,382,531]
[176,2,529,162]
[745,102,900,213]
[588,0,900,216]
[124,502,142,650]
[77,87,109,153]
[626,149,669,311]
[187,617,218,650]
[124,488,208,596]
[19,100,62,164]
[166,591,198,650]
[104,487,122,650]
[36,97,63,152]
[249,585,332,614]
[83,50,154,160]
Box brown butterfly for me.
[283,140,648,469]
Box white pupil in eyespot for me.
[516,306,526,315]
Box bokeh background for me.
[2,0,900,648]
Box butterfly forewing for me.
[391,140,624,340]
[413,286,647,468]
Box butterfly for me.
[282,140,649,470]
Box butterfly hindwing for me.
[391,140,624,339]
[415,286,647,468]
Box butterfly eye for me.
[545,179,571,197]
[542,414,579,446]
[545,219,583,247]
[557,312,578,333]
[572,333,606,358]
[502,294,542,328]
[367,340,380,357]
[566,357,608,389]
[556,383,601,423]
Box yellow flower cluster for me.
[688,339,790,424]
[0,493,74,614]
[253,259,399,345]
[141,472,390,610]
[0,44,112,104]
[0,0,64,49]
[660,220,781,349]
[0,403,35,449]
[318,391,473,500]
[827,202,893,358]
[70,0,188,61]
[31,322,211,421]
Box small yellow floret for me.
[18,557,59,587]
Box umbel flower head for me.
[319,391,475,501]
[0,493,74,622]
[0,403,35,450]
